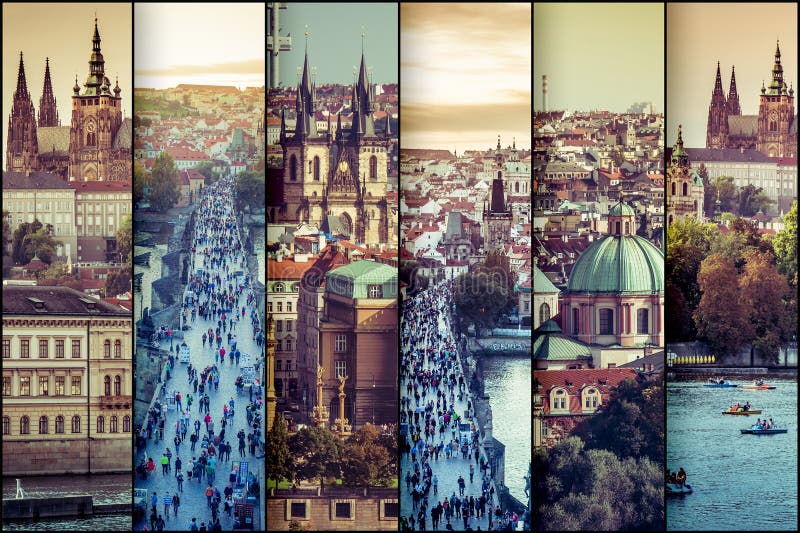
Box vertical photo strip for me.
[532,2,665,530]
[132,3,265,531]
[266,2,400,531]
[2,2,133,530]
[665,2,797,530]
[400,3,531,531]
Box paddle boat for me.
[703,378,737,388]
[740,427,787,435]
[741,381,776,390]
[666,482,693,495]
[722,409,761,415]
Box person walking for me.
[172,492,180,517]
[163,492,172,518]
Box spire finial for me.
[361,26,366,53]
[304,25,309,49]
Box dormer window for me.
[27,297,46,312]
[551,388,568,412]
[582,387,601,412]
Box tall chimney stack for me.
[543,75,548,112]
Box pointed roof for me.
[42,58,54,99]
[712,61,725,98]
[670,124,689,168]
[768,40,785,94]
[15,51,29,98]
[727,65,740,115]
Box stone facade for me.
[266,487,398,531]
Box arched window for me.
[313,156,320,181]
[769,121,777,132]
[637,308,649,334]
[3,416,10,435]
[39,415,48,434]
[20,416,30,434]
[55,415,65,434]
[123,415,131,433]
[682,182,688,196]
[289,154,297,181]
[96,416,105,433]
[87,132,96,147]
[624,221,630,235]
[104,375,111,396]
[514,182,520,193]
[274,282,284,293]
[615,221,621,235]
[539,303,550,324]
[72,415,81,433]
[550,388,568,411]
[582,387,600,411]
[671,182,676,196]
[114,340,121,358]
[369,156,377,180]
[599,308,614,335]
[110,415,118,433]
[114,375,122,396]
[104,340,111,358]
[572,307,580,335]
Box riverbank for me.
[668,367,797,379]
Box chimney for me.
[542,75,548,112]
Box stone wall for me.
[267,488,398,531]
[3,437,131,476]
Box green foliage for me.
[116,214,133,264]
[266,415,291,489]
[2,209,10,257]
[234,170,266,213]
[133,161,148,205]
[105,269,132,297]
[150,152,180,212]
[41,261,69,280]
[773,201,798,285]
[14,222,59,265]
[194,161,216,182]
[453,270,508,336]
[399,260,428,296]
[340,424,397,487]
[287,425,342,489]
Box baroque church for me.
[276,42,394,245]
[666,125,704,226]
[706,42,797,158]
[6,18,132,181]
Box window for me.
[20,376,30,396]
[335,360,347,378]
[55,339,65,358]
[39,376,49,396]
[2,339,9,358]
[96,416,105,433]
[20,339,29,358]
[71,376,81,395]
[267,302,273,313]
[276,340,283,351]
[104,340,111,358]
[572,307,580,335]
[637,308,649,334]
[110,415,118,433]
[671,182,676,196]
[551,389,568,411]
[55,376,65,396]
[382,502,399,519]
[539,303,551,324]
[313,156,320,181]
[72,339,81,358]
[3,416,9,435]
[290,502,306,519]
[335,502,352,518]
[276,360,282,372]
[599,309,614,335]
[335,335,347,353]
[286,302,292,313]
[114,375,122,396]
[38,339,49,358]
[20,416,30,435]
[55,415,65,434]
[287,320,293,332]
[72,415,81,433]
[369,155,378,180]
[276,321,283,333]
[123,415,131,432]
[682,182,688,196]
[277,301,283,312]
[2,376,11,396]
[114,340,122,358]
[368,284,383,298]
[39,416,48,434]
[289,155,297,181]
[104,375,111,396]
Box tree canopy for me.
[149,152,180,212]
[772,200,797,285]
[133,161,148,206]
[234,170,266,213]
[266,414,291,489]
[340,424,397,487]
[453,270,508,336]
[287,425,342,488]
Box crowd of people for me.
[135,176,263,531]
[399,280,520,531]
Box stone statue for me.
[317,365,324,383]
[337,374,348,394]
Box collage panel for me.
[665,2,798,530]
[2,2,133,530]
[265,2,400,531]
[399,3,532,531]
[132,3,266,531]
[532,2,665,531]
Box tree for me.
[41,261,69,280]
[133,161,148,205]
[195,161,216,182]
[772,201,797,286]
[117,213,133,264]
[105,269,132,297]
[150,152,180,212]
[20,226,58,265]
[235,170,266,213]
[705,175,738,216]
[12,219,41,264]
[2,209,10,256]
[399,260,428,296]
[340,424,397,487]
[266,414,291,489]
[287,425,341,489]
[453,271,508,336]
[738,184,774,217]
[693,253,753,359]
[474,250,517,310]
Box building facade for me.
[666,126,704,226]
[2,285,133,475]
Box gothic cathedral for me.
[278,43,393,245]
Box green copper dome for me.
[608,201,636,217]
[567,235,664,294]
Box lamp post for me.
[372,374,375,425]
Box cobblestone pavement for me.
[400,284,509,531]
[135,179,263,531]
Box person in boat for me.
[754,379,764,386]
[769,418,775,429]
[763,419,771,430]
[676,468,687,487]
[743,401,750,412]
[668,471,677,484]
[731,402,741,412]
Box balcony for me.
[98,395,131,410]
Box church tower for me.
[727,65,741,116]
[6,52,39,173]
[667,125,703,226]
[757,41,796,158]
[38,58,59,127]
[483,165,512,251]
[706,61,729,148]
[68,18,123,181]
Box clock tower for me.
[757,41,796,158]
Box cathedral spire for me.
[727,65,740,116]
[670,124,689,168]
[83,16,107,95]
[7,51,39,173]
[768,40,784,94]
[16,52,29,99]
[39,57,59,127]
[713,61,725,98]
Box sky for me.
[274,3,397,86]
[667,3,797,148]
[3,3,132,167]
[401,3,531,153]
[533,3,663,114]
[135,3,264,89]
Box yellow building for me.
[2,285,132,475]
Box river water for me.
[481,354,531,505]
[666,378,798,530]
[2,474,130,530]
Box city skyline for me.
[533,2,663,115]
[401,2,531,153]
[134,3,264,90]
[667,2,797,147]
[2,3,132,170]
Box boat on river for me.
[740,427,788,435]
[741,384,776,390]
[666,482,693,495]
[722,409,762,415]
[703,381,737,388]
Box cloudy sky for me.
[3,3,131,167]
[534,3,663,114]
[135,3,264,89]
[401,2,531,153]
[667,3,797,148]
[275,3,397,86]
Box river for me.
[2,474,130,530]
[666,378,798,530]
[481,354,531,505]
